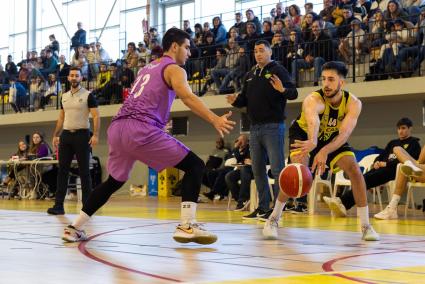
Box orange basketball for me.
[279,163,313,198]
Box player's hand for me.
[52,136,60,148]
[89,134,98,147]
[311,149,328,176]
[291,139,316,156]
[226,94,238,105]
[270,74,285,93]
[164,120,173,133]
[213,111,236,137]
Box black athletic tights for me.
[82,151,205,216]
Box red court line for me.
[78,224,183,283]
[322,251,401,284]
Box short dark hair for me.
[255,40,271,49]
[322,61,348,78]
[162,28,191,52]
[69,66,82,74]
[396,117,413,128]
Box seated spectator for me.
[57,55,70,89]
[332,0,356,27]
[5,55,18,77]
[93,63,111,105]
[338,19,367,63]
[374,144,425,220]
[271,32,289,65]
[40,49,58,79]
[0,65,9,94]
[194,23,204,45]
[274,2,286,23]
[212,16,227,45]
[199,48,227,96]
[282,31,304,73]
[232,12,246,38]
[218,46,250,94]
[228,26,243,45]
[138,43,151,63]
[3,140,28,193]
[225,134,253,210]
[203,22,211,38]
[149,27,162,46]
[337,7,357,39]
[150,45,164,61]
[261,20,274,43]
[123,42,140,76]
[289,4,303,27]
[325,117,421,217]
[184,20,194,38]
[17,62,29,89]
[384,0,410,22]
[282,17,303,41]
[246,9,262,35]
[47,34,60,59]
[71,45,84,67]
[320,0,336,24]
[85,43,98,80]
[199,32,218,70]
[368,10,387,48]
[9,76,27,113]
[353,0,372,22]
[273,19,285,35]
[95,42,111,64]
[119,60,135,88]
[29,76,46,112]
[211,41,239,94]
[41,73,61,110]
[243,22,260,58]
[301,12,319,41]
[291,20,335,87]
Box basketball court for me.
[1,197,424,284]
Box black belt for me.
[63,129,90,133]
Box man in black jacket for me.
[227,40,298,219]
[291,20,335,87]
[325,117,421,217]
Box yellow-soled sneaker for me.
[173,223,217,245]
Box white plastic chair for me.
[249,165,275,212]
[405,181,425,217]
[308,170,333,215]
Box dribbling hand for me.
[213,111,236,137]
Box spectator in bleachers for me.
[283,31,304,73]
[400,0,424,24]
[228,27,243,44]
[18,52,31,68]
[143,32,151,47]
[337,7,357,38]
[353,0,372,22]
[17,62,29,89]
[318,16,338,38]
[149,27,162,46]
[243,22,260,54]
[26,62,43,83]
[71,22,86,51]
[394,8,425,76]
[225,134,253,210]
[289,4,303,27]
[41,73,61,110]
[77,54,89,80]
[327,117,421,218]
[274,19,285,34]
[5,55,18,77]
[271,32,288,64]
[29,76,46,112]
[339,19,367,63]
[320,0,336,23]
[212,16,227,45]
[184,20,194,38]
[71,45,84,66]
[218,45,250,94]
[211,39,239,93]
[48,34,60,59]
[301,12,319,41]
[123,42,139,76]
[304,2,314,14]
[246,9,262,35]
[2,140,28,191]
[40,49,58,79]
[274,2,286,22]
[200,32,217,69]
[119,60,135,88]
[203,22,211,38]
[232,12,246,37]
[384,0,410,22]
[150,45,164,61]
[138,58,147,69]
[93,63,111,105]
[261,20,274,43]
[369,10,387,48]
[282,17,302,41]
[332,0,354,26]
[292,20,335,86]
[0,65,8,94]
[95,42,111,64]
[30,51,38,65]
[194,23,204,45]
[58,55,70,86]
[138,42,151,63]
[9,76,27,113]
[199,48,226,96]
[85,43,98,80]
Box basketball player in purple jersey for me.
[62,28,235,244]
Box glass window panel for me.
[120,0,147,10]
[0,0,10,47]
[0,48,9,66]
[123,8,147,46]
[182,2,195,26]
[9,34,27,62]
[11,0,27,34]
[37,0,61,29]
[92,0,120,29]
[165,5,180,30]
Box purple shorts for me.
[107,119,189,182]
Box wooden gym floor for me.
[0,196,425,284]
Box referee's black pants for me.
[54,129,92,207]
[340,163,397,210]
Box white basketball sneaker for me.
[400,160,423,177]
[361,225,380,241]
[173,223,217,245]
[262,217,279,240]
[374,205,398,220]
[62,225,88,242]
[323,196,347,217]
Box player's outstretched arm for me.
[165,64,236,137]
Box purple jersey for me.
[113,56,176,128]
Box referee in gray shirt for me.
[48,67,100,215]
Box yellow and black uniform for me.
[289,88,355,171]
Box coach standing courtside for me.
[227,40,298,220]
[47,67,100,215]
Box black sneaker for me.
[282,203,295,213]
[258,209,274,222]
[242,208,266,220]
[234,202,245,211]
[47,205,65,215]
[202,192,215,201]
[290,203,308,214]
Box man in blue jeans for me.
[291,20,334,87]
[227,40,298,219]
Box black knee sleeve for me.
[175,151,205,202]
[82,175,126,216]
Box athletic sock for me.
[270,199,285,221]
[72,210,91,230]
[357,206,370,227]
[181,202,197,225]
[388,194,401,209]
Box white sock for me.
[357,206,370,227]
[72,210,91,230]
[388,194,401,209]
[181,202,197,225]
[271,199,286,221]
